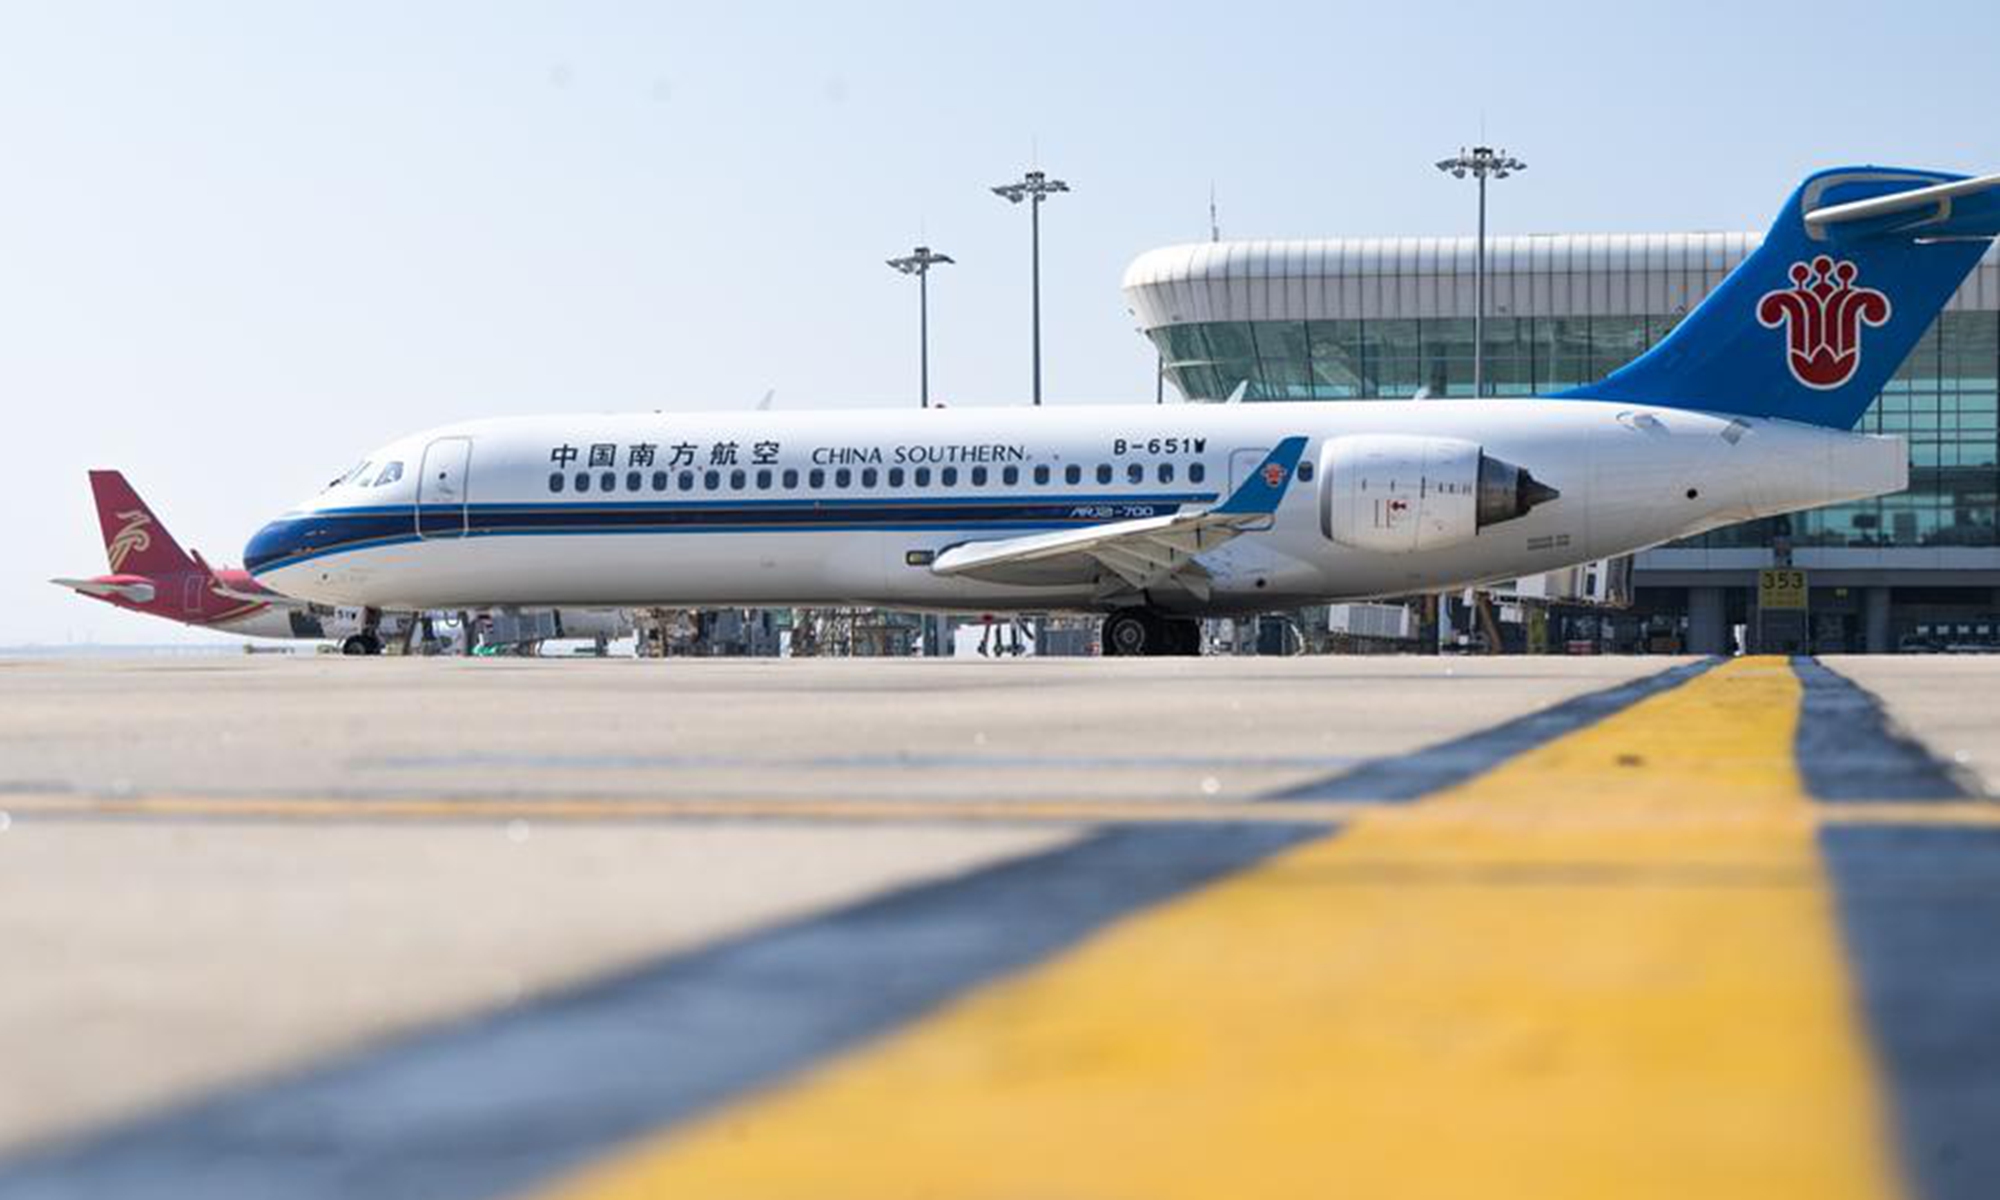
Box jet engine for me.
[1318,434,1559,554]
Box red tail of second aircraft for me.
[88,469,197,577]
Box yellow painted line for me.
[520,657,1909,1200]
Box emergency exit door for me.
[417,437,472,538]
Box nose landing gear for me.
[1101,611,1203,657]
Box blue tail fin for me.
[1561,166,1999,428]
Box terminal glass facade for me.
[1149,312,2000,550]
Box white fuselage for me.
[246,400,1905,615]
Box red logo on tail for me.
[1756,255,1891,390]
[1262,463,1287,487]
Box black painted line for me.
[1821,825,2000,1200]
[1267,658,1720,802]
[1792,659,1977,802]
[0,656,1723,1200]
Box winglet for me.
[1212,437,1309,516]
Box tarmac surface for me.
[0,653,1996,1199]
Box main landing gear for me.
[340,608,387,656]
[1100,611,1203,657]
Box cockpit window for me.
[326,461,371,490]
[370,461,404,487]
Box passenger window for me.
[679,470,695,490]
[1298,461,1315,482]
[548,472,565,493]
[888,467,905,488]
[810,468,825,489]
[1096,464,1113,485]
[1126,463,1144,484]
[1065,464,1081,485]
[652,470,668,491]
[729,469,747,490]
[373,461,403,487]
[600,471,616,492]
[861,467,878,488]
[782,468,799,488]
[1189,462,1207,484]
[575,472,591,493]
[704,469,721,489]
[1158,463,1175,484]
[915,466,932,487]
[941,467,958,486]
[835,467,852,488]
[971,466,988,486]
[1034,465,1050,485]
[627,471,642,492]
[756,468,773,489]
[1003,465,1019,486]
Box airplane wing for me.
[930,437,1308,600]
[50,577,156,604]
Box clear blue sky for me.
[5,0,1997,644]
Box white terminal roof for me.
[1121,233,2000,328]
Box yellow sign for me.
[1759,568,1809,611]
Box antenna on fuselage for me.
[755,388,776,411]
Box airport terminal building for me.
[1122,235,2000,652]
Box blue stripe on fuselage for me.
[245,493,1216,576]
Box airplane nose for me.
[243,514,335,579]
[243,518,294,578]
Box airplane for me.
[52,469,366,644]
[245,166,2000,657]
[55,471,632,655]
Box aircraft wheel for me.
[1102,611,1158,658]
[1164,618,1203,657]
[341,632,385,656]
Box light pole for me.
[1435,146,1525,398]
[886,245,953,408]
[991,169,1069,405]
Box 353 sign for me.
[1758,568,1809,611]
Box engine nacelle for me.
[1318,435,1559,554]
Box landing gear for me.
[342,609,387,656]
[1101,612,1204,657]
[1102,611,1156,657]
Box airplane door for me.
[417,437,472,539]
[183,576,204,614]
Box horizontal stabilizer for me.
[1807,172,2000,240]
[189,549,305,609]
[210,580,304,609]
[51,577,156,604]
